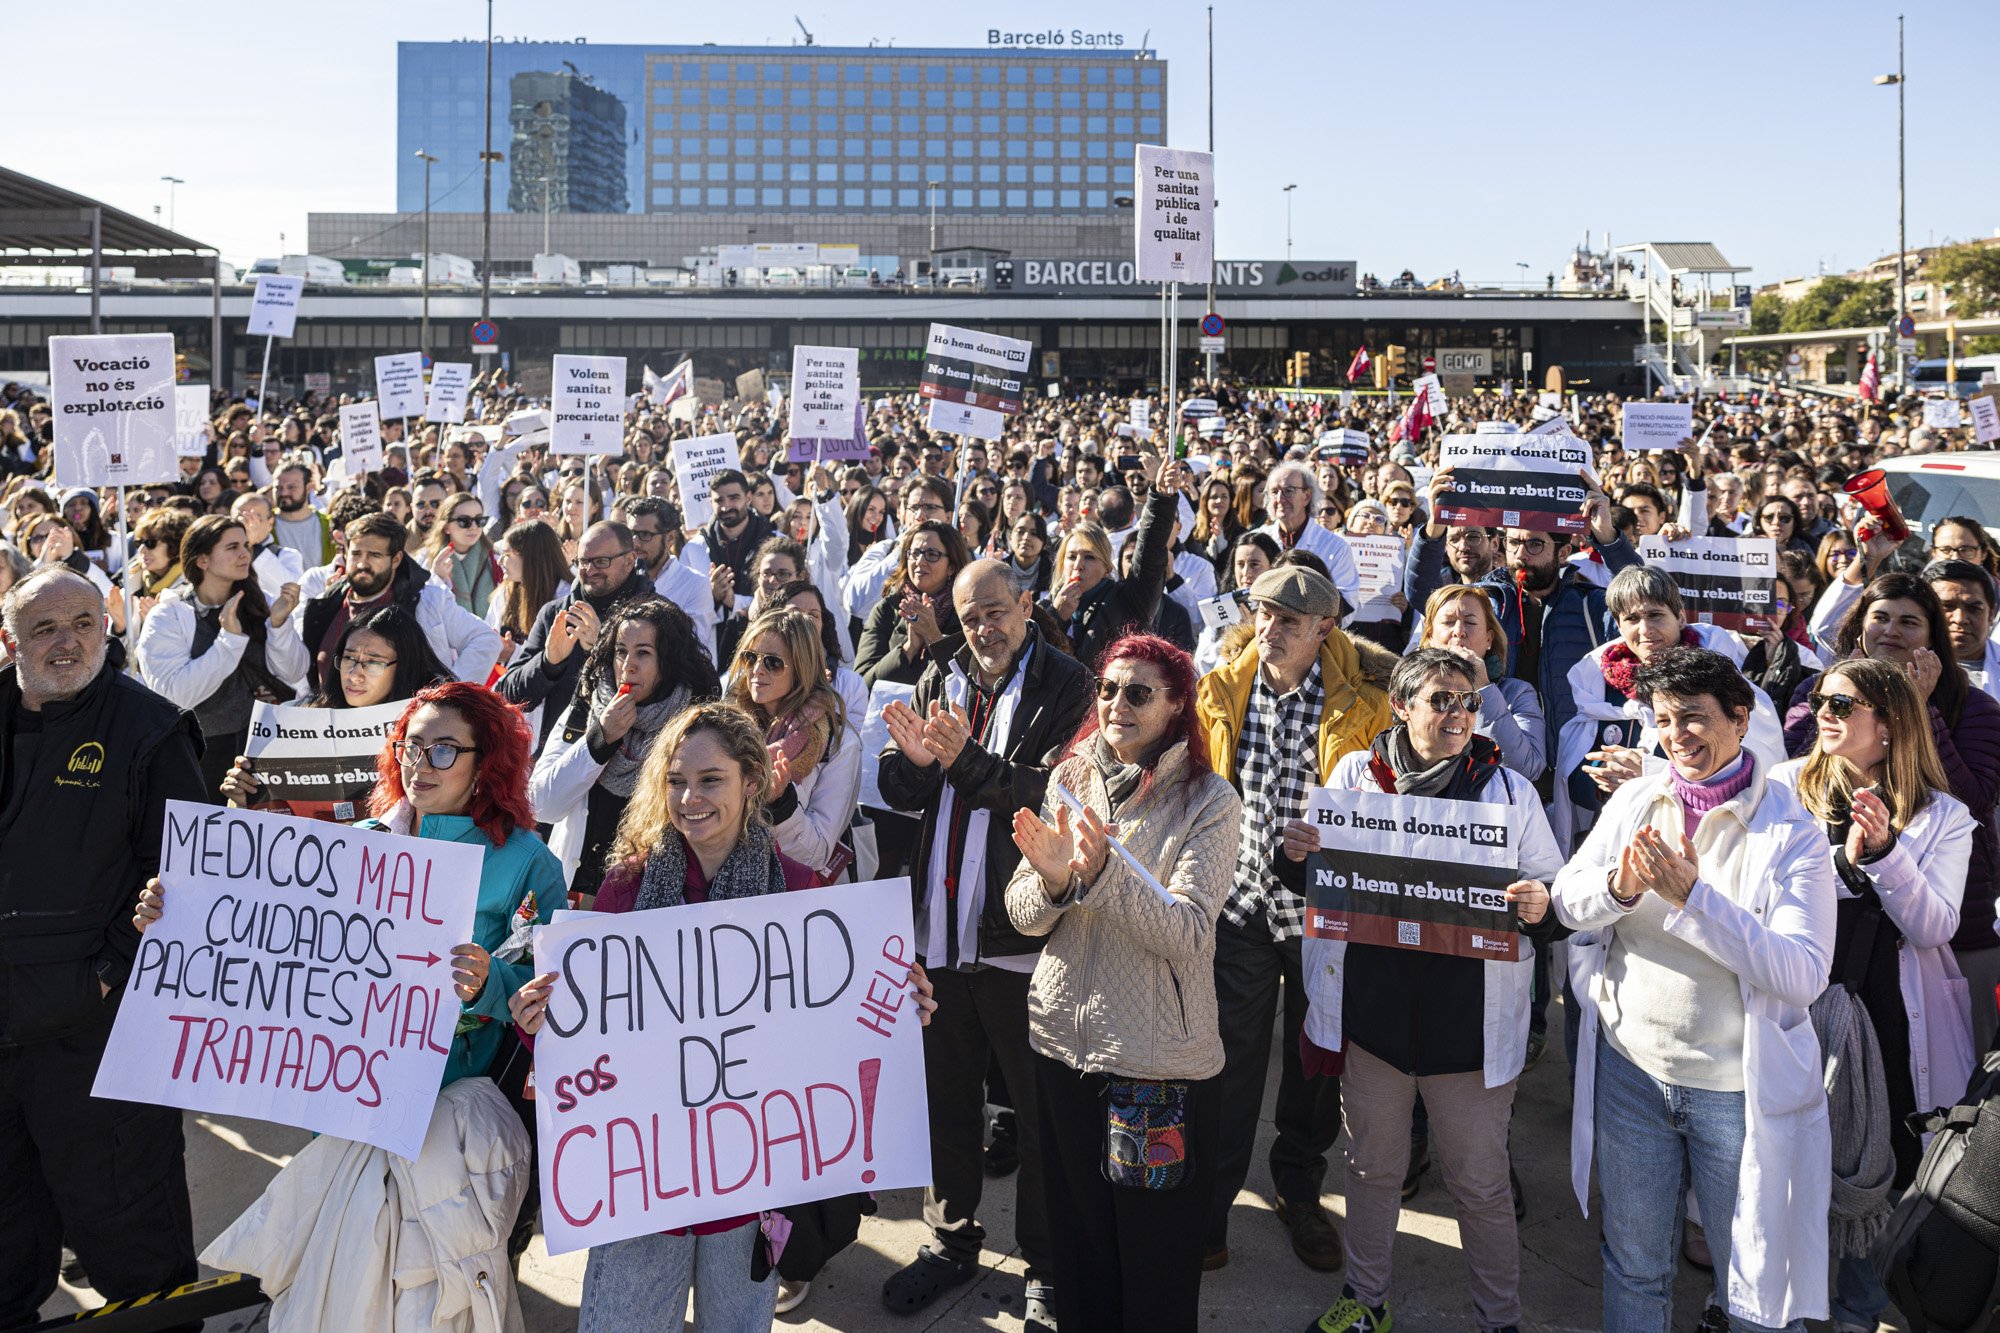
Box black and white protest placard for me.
[789,346,860,441]
[336,402,383,475]
[374,353,425,420]
[49,333,179,488]
[1315,429,1371,465]
[1924,399,1964,431]
[425,363,473,425]
[1130,398,1151,437]
[1134,145,1215,284]
[175,385,211,458]
[1195,589,1247,636]
[925,398,1007,441]
[245,700,398,822]
[1347,534,1407,624]
[531,877,930,1254]
[919,324,1030,417]
[1620,402,1695,451]
[246,275,305,339]
[789,401,870,464]
[1435,433,1591,535]
[672,433,737,528]
[551,355,626,455]
[93,802,482,1160]
[1302,787,1519,961]
[1636,535,1780,633]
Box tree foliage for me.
[1776,276,1893,333]
[1926,243,2000,317]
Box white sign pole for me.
[1166,282,1181,457]
[256,334,274,409]
[114,486,130,643]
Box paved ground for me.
[40,994,1900,1331]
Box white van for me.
[1879,454,2000,542]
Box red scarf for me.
[1600,627,1702,699]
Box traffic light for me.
[1372,356,1388,391]
[1383,345,1408,382]
[1286,351,1311,387]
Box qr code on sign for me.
[1398,921,1421,947]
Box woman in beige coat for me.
[1007,631,1242,1333]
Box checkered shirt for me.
[1222,660,1325,940]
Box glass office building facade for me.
[396,42,1165,220]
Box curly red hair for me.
[1065,632,1211,781]
[368,682,536,846]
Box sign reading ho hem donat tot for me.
[1637,535,1781,634]
[245,699,400,823]
[1303,787,1520,962]
[1434,433,1591,536]
[91,801,482,1162]
[918,324,1031,416]
[530,877,930,1255]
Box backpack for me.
[1874,1048,2000,1332]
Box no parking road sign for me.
[1200,312,1226,337]
[470,319,500,354]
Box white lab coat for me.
[135,585,311,706]
[1553,761,1835,1329]
[1253,519,1360,611]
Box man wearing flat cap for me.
[1193,565,1391,1273]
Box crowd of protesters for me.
[2,362,1997,1333]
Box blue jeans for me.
[1830,1253,1890,1327]
[577,1220,777,1332]
[1593,1033,1803,1333]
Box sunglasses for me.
[1095,679,1169,707]
[738,650,789,674]
[1421,690,1484,714]
[1809,692,1878,720]
[448,514,488,529]
[393,739,478,771]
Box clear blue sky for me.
[10,0,1995,287]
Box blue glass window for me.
[790,163,810,181]
[1086,116,1107,133]
[1087,91,1107,109]
[925,138,945,155]
[844,89,864,107]
[898,139,918,156]
[791,89,809,106]
[843,164,864,181]
[981,67,1000,83]
[979,114,999,132]
[1032,164,1054,182]
[1033,115,1054,133]
[842,187,863,205]
[1060,165,1081,182]
[707,163,728,181]
[1007,90,1027,109]
[790,187,810,206]
[951,188,972,207]
[1033,66,1054,84]
[1060,116,1080,133]
[652,188,673,206]
[1141,67,1161,84]
[1141,93,1160,109]
[899,189,919,207]
[872,89,891,107]
[677,162,699,181]
[925,65,947,82]
[871,164,892,182]
[762,187,783,206]
[734,187,755,205]
[816,114,836,130]
[1033,189,1053,207]
[898,115,918,131]
[952,164,973,182]
[708,88,728,105]
[1060,141,1080,159]
[817,89,837,107]
[925,89,946,108]
[734,164,755,181]
[1060,189,1080,208]
[1007,139,1027,156]
[899,90,918,107]
[1060,67,1081,84]
[871,188,891,207]
[1060,91,1081,109]
[1006,66,1027,84]
[953,89,972,108]
[762,64,783,79]
[1006,164,1027,183]
[679,88,701,105]
[1006,188,1027,207]
[1086,164,1108,182]
[763,138,783,155]
[899,65,917,81]
[680,137,701,155]
[1140,117,1160,134]
[978,188,999,207]
[952,139,973,157]
[763,113,783,130]
[817,187,837,206]
[1114,92,1134,110]
[736,138,755,155]
[681,187,702,205]
[980,139,1000,156]
[816,138,837,155]
[898,164,920,182]
[816,163,837,181]
[843,114,864,131]
[1113,164,1133,184]
[871,138,891,155]
[1033,142,1054,159]
[1033,90,1054,109]
[1088,66,1109,84]
[681,113,701,129]
[978,165,999,182]
[869,64,891,82]
[844,65,864,80]
[651,161,672,179]
[1087,141,1107,159]
[1114,66,1134,84]
[762,163,783,181]
[707,187,728,205]
[1087,190,1106,208]
[925,115,946,132]
[735,88,755,105]
[979,91,999,109]
[952,114,973,131]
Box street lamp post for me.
[1876,15,1907,389]
[927,181,943,277]
[1283,183,1297,261]
[541,176,552,257]
[415,150,438,361]
[160,176,184,232]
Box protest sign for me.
[175,385,211,458]
[1971,395,2000,444]
[925,398,1008,442]
[1435,433,1591,535]
[246,275,305,339]
[1134,145,1215,284]
[530,877,930,1254]
[1315,429,1371,465]
[550,354,627,455]
[1637,536,1780,633]
[374,353,425,420]
[672,432,736,528]
[245,700,399,822]
[93,802,482,1160]
[1620,402,1695,451]
[337,401,383,475]
[50,333,179,488]
[425,363,472,425]
[1413,373,1447,417]
[789,401,871,464]
[1195,590,1246,636]
[1924,399,1964,431]
[1347,534,1407,624]
[857,683,917,813]
[1130,398,1151,436]
[734,369,768,404]
[1302,786,1520,961]
[1475,421,1521,435]
[789,346,860,441]
[920,324,1030,418]
[693,377,728,406]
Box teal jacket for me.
[360,813,564,1088]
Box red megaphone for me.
[1842,468,1911,544]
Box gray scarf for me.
[1090,734,1149,809]
[590,677,686,798]
[1811,983,1896,1256]
[635,816,788,911]
[1380,725,1466,797]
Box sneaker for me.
[1694,1302,1729,1332]
[1523,1029,1548,1070]
[984,1109,1020,1177]
[1274,1193,1345,1272]
[59,1247,89,1289]
[1401,1138,1430,1201]
[774,1278,810,1314]
[1024,1281,1057,1332]
[1303,1292,1391,1332]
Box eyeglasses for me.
[1317,506,1342,519]
[448,513,488,529]
[1809,692,1878,720]
[1096,679,1168,707]
[338,653,397,675]
[1934,542,1985,562]
[577,550,633,572]
[1504,536,1552,554]
[393,739,478,771]
[906,546,949,565]
[1421,689,1484,714]
[1827,549,1858,565]
[1272,484,1312,498]
[738,650,789,674]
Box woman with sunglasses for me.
[1754,496,1815,558]
[122,506,194,641]
[1045,462,1187,673]
[421,492,502,618]
[533,599,722,902]
[1769,660,1976,1332]
[1417,584,1547,782]
[857,520,969,687]
[1001,633,1241,1332]
[1282,648,1562,1333]
[1740,555,1828,728]
[727,607,858,883]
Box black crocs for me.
[880,1245,977,1315]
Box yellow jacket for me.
[1196,629,1392,785]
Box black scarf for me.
[635,817,788,910]
[1366,726,1500,801]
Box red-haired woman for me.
[1003,633,1242,1332]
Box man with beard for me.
[270,461,333,568]
[298,512,501,692]
[497,520,655,745]
[0,568,206,1328]
[694,469,772,622]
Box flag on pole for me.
[645,358,694,407]
[1858,351,1880,403]
[1390,390,1432,444]
[1346,347,1372,384]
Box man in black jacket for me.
[876,559,1089,1331]
[496,520,655,745]
[0,568,206,1328]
